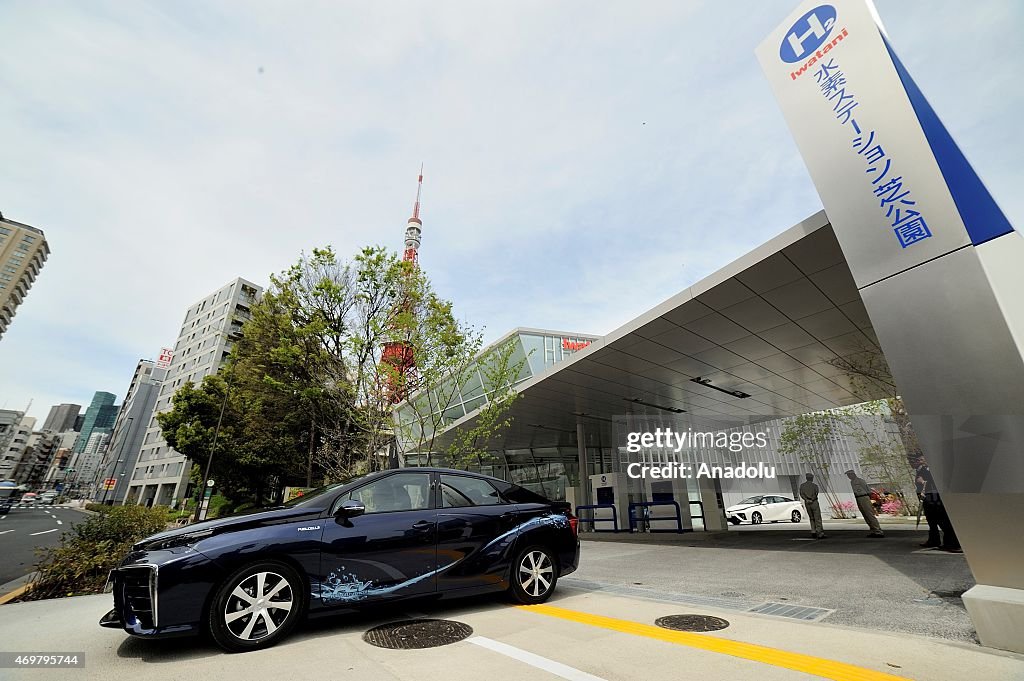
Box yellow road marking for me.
[519,603,910,681]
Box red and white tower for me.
[381,166,424,403]
[403,164,424,264]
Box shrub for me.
[207,494,234,519]
[84,502,113,514]
[830,500,857,518]
[881,499,904,515]
[20,505,170,601]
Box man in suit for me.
[846,469,884,537]
[915,459,962,553]
[799,473,826,539]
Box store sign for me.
[155,347,174,370]
[562,338,591,352]
[103,478,117,490]
[756,0,1013,288]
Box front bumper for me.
[100,548,224,638]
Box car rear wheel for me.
[751,512,762,524]
[208,561,305,653]
[509,545,557,605]
[791,510,802,523]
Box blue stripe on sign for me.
[881,32,1014,247]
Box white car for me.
[726,495,804,525]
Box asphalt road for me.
[0,505,86,584]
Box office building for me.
[0,212,49,340]
[42,403,81,433]
[127,277,261,508]
[15,429,61,487]
[73,391,118,453]
[94,359,163,504]
[0,410,25,479]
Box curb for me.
[0,572,37,605]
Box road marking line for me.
[29,528,58,536]
[468,636,608,681]
[0,529,14,535]
[56,520,63,525]
[519,604,908,681]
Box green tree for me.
[439,337,529,469]
[778,411,852,518]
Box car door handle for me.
[499,512,515,520]
[411,520,433,531]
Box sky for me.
[1,1,1021,421]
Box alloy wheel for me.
[751,512,762,524]
[518,550,554,597]
[223,571,294,642]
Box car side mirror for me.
[335,499,365,519]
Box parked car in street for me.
[100,468,580,652]
[39,491,59,505]
[18,492,38,507]
[726,494,804,525]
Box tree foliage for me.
[778,411,851,518]
[157,244,512,502]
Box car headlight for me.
[136,529,214,552]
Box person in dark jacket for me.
[915,458,962,553]
[913,457,941,548]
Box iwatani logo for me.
[780,5,837,63]
[779,5,848,80]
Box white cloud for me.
[0,0,1020,419]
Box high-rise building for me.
[15,429,61,487]
[128,277,262,508]
[0,212,50,340]
[74,391,119,453]
[94,359,163,504]
[3,416,35,482]
[0,410,26,479]
[42,403,82,433]
[69,430,110,490]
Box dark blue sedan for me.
[100,468,580,652]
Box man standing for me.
[799,473,826,539]
[916,459,962,553]
[846,469,884,537]
[914,457,941,548]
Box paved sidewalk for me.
[0,589,1022,681]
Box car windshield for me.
[738,496,763,505]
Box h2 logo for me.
[779,5,837,63]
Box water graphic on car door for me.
[316,472,438,605]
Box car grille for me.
[121,568,157,630]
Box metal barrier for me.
[628,500,686,533]
[689,500,704,520]
[575,503,620,532]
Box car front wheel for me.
[509,545,557,605]
[208,561,306,653]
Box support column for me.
[576,423,590,509]
[696,476,727,531]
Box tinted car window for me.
[440,475,504,508]
[344,472,431,514]
[491,481,550,505]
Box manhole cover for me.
[655,614,730,632]
[363,619,473,649]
